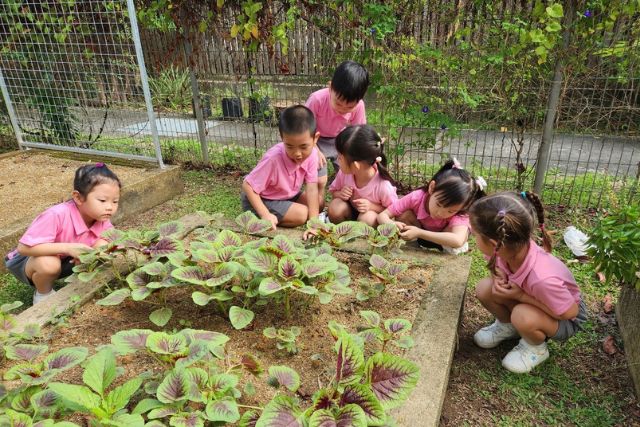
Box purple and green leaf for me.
[205,397,240,423]
[308,404,367,427]
[256,395,305,427]
[335,333,364,386]
[146,332,188,355]
[111,329,153,355]
[156,369,194,403]
[149,307,173,327]
[364,352,419,409]
[229,306,255,330]
[4,344,48,362]
[384,318,412,334]
[267,365,300,392]
[339,384,386,425]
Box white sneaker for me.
[502,338,549,373]
[443,241,469,255]
[318,211,330,224]
[473,319,519,349]
[33,289,56,305]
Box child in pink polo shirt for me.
[327,125,397,226]
[305,60,369,199]
[5,163,121,304]
[470,191,587,373]
[377,159,486,254]
[241,105,321,229]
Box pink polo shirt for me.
[329,169,397,208]
[496,240,581,317]
[305,88,366,138]
[387,189,469,231]
[7,199,113,260]
[244,142,319,200]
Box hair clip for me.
[95,162,105,168]
[497,209,506,217]
[375,156,382,163]
[475,176,487,191]
[452,157,462,169]
[521,191,527,199]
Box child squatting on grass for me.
[377,158,486,255]
[4,163,121,305]
[306,60,370,203]
[327,125,398,226]
[470,191,588,373]
[241,105,324,229]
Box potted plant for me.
[215,86,243,120]
[245,81,276,124]
[588,204,640,397]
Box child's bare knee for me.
[358,211,377,226]
[34,256,62,277]
[475,277,493,300]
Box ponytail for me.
[522,191,553,252]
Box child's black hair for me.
[278,105,317,137]
[421,159,485,212]
[469,191,553,275]
[331,60,370,103]
[74,163,121,198]
[335,125,396,186]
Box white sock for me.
[33,289,56,304]
[522,339,546,350]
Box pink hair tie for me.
[497,209,506,217]
[95,162,105,168]
[452,157,462,169]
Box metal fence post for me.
[0,68,25,150]
[126,0,165,168]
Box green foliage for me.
[262,326,302,354]
[588,205,640,289]
[149,66,192,112]
[256,325,419,426]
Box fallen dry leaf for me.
[603,294,614,313]
[603,335,617,355]
[596,271,606,283]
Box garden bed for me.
[29,250,432,407]
[4,214,470,426]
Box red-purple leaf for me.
[148,238,182,257]
[335,333,364,386]
[241,353,263,376]
[308,404,367,427]
[365,353,419,409]
[44,347,88,371]
[158,221,182,237]
[156,369,193,403]
[267,365,300,392]
[278,256,301,280]
[339,384,385,425]
[256,395,304,427]
[384,318,412,334]
[111,329,153,355]
[369,254,389,270]
[4,344,48,362]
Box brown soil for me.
[14,250,431,411]
[0,152,150,230]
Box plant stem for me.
[238,404,263,411]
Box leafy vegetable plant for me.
[362,223,405,253]
[263,326,302,354]
[369,254,408,286]
[305,219,367,247]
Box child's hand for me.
[318,151,327,168]
[302,228,318,241]
[492,280,524,301]
[399,225,421,241]
[336,186,353,201]
[261,213,278,230]
[352,198,370,213]
[67,243,94,261]
[492,270,508,288]
[393,221,407,231]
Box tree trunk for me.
[616,285,640,398]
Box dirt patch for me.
[10,250,431,411]
[0,152,149,230]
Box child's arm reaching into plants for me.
[398,225,468,248]
[18,242,93,262]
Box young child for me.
[469,191,587,373]
[327,125,397,226]
[377,159,485,254]
[5,163,121,304]
[305,60,369,197]
[241,105,321,229]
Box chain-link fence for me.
[1,1,639,209]
[0,0,163,165]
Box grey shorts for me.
[317,136,339,176]
[241,191,302,222]
[4,253,75,287]
[551,299,588,342]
